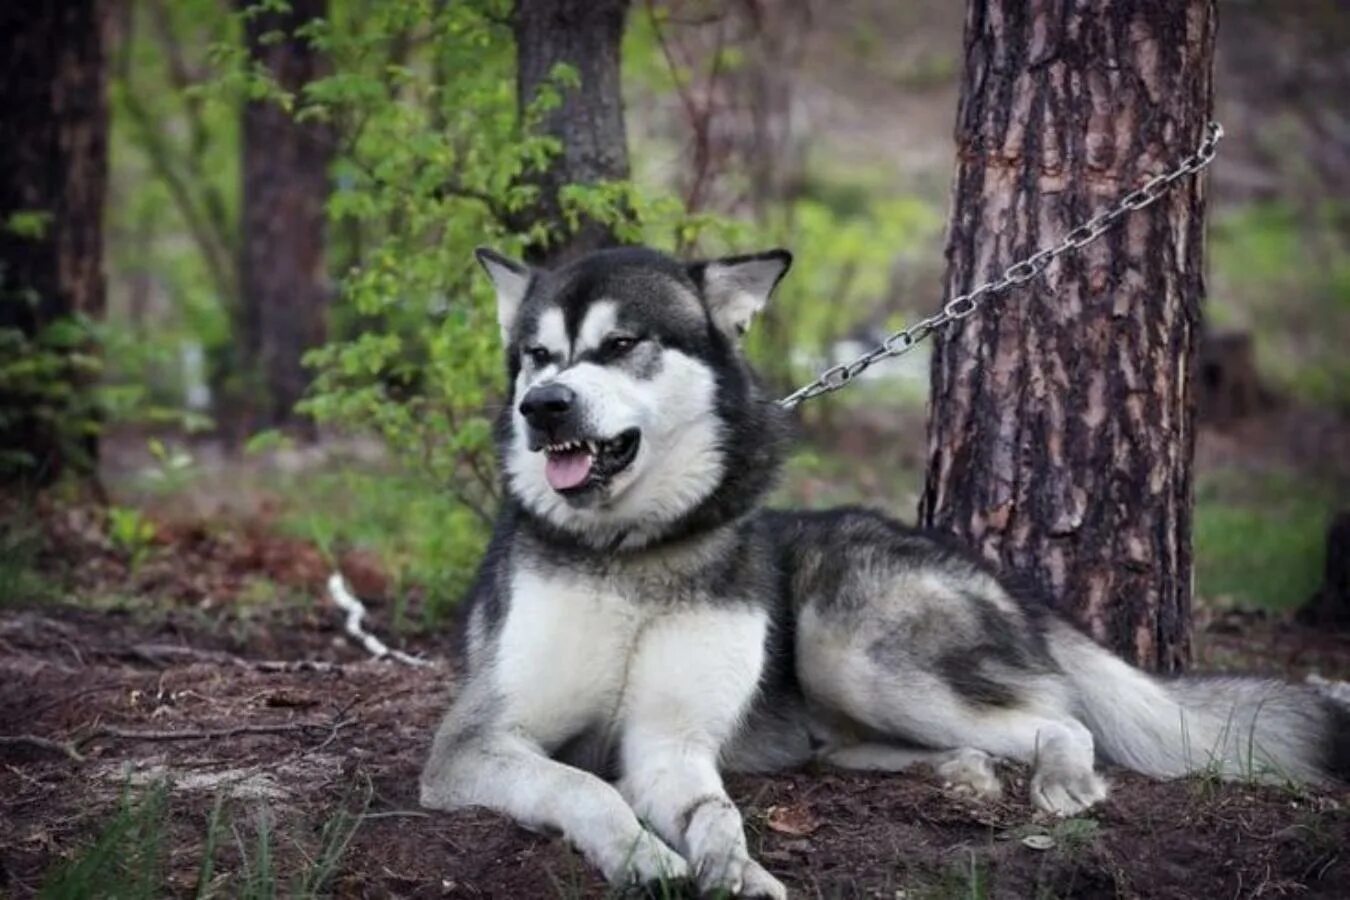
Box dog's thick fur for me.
[421,246,1349,898]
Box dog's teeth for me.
[586,441,598,455]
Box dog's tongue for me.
[545,448,593,491]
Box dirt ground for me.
[2,499,1349,899]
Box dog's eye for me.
[603,336,638,356]
[525,346,551,367]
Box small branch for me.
[81,720,337,746]
[121,642,341,673]
[328,573,432,667]
[4,715,356,763]
[0,734,85,762]
[644,0,733,226]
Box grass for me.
[904,850,992,900]
[1193,468,1334,612]
[41,783,170,900]
[38,781,370,899]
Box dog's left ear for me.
[688,250,792,339]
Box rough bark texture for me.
[920,1,1217,673]
[0,0,109,483]
[512,0,631,266]
[239,0,332,428]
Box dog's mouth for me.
[541,428,641,495]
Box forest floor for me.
[2,411,1349,899]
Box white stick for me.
[327,572,432,667]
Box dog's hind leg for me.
[822,680,1104,814]
[821,743,1002,799]
[798,606,1106,815]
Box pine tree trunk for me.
[0,0,109,485]
[920,1,1217,673]
[239,0,331,430]
[512,0,631,266]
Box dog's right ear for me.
[475,247,532,341]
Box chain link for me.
[777,121,1224,410]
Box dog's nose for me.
[519,383,577,432]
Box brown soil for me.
[2,507,1348,899]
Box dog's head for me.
[478,245,793,549]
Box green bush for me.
[0,313,103,481]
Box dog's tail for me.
[1050,623,1349,785]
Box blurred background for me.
[3,3,1350,895]
[4,0,1347,648]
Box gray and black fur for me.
[423,246,1348,898]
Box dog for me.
[420,245,1348,898]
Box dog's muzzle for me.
[518,384,641,495]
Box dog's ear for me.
[688,250,792,339]
[475,247,532,340]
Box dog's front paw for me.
[599,829,690,887]
[936,748,1002,800]
[1030,763,1108,816]
[694,853,786,899]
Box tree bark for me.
[512,0,631,266]
[920,1,1217,673]
[239,0,332,430]
[0,0,110,484]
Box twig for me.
[251,659,343,674]
[122,642,342,674]
[644,0,733,223]
[4,713,357,765]
[83,721,327,745]
[0,734,85,762]
[327,573,432,667]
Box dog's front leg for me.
[421,721,688,886]
[620,609,787,899]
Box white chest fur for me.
[493,568,648,747]
[491,567,770,751]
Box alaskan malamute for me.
[420,246,1347,898]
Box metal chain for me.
[776,121,1225,410]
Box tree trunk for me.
[239,0,332,430]
[512,0,631,266]
[920,1,1217,673]
[0,0,109,485]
